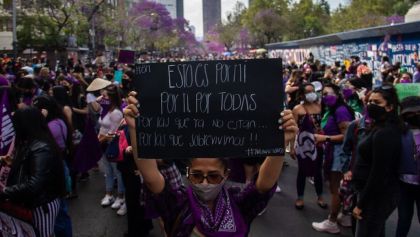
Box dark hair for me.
[348,78,364,89]
[321,83,355,119]
[371,84,400,118]
[401,72,412,80]
[17,77,37,90]
[52,86,72,107]
[32,95,74,152]
[188,158,229,171]
[297,83,315,102]
[35,77,51,92]
[70,83,84,108]
[370,84,406,131]
[106,85,122,111]
[34,96,60,121]
[12,107,60,155]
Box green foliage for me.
[215,1,246,50]
[328,0,417,33]
[214,0,417,47]
[16,0,88,52]
[13,0,419,53]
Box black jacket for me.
[352,121,402,209]
[2,140,66,208]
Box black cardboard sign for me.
[118,50,135,64]
[133,59,284,158]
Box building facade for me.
[202,0,221,36]
[176,0,183,18]
[267,21,420,77]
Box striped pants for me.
[32,199,60,237]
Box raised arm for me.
[256,110,298,193]
[124,93,165,194]
[73,107,88,115]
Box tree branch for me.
[87,0,106,22]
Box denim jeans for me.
[54,199,72,237]
[355,192,399,237]
[396,181,420,237]
[102,157,125,194]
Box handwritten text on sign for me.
[133,59,284,158]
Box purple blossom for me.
[386,15,405,24]
[130,1,173,31]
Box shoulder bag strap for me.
[348,119,360,170]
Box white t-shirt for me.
[86,93,97,104]
[98,109,123,135]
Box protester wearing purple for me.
[123,93,298,237]
[0,76,14,157]
[312,83,354,234]
[413,63,420,83]
[396,96,420,237]
[292,83,326,210]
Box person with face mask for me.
[335,91,373,232]
[351,85,404,237]
[123,92,298,237]
[120,71,133,98]
[343,79,364,115]
[396,96,420,237]
[312,83,354,234]
[395,73,413,84]
[292,83,326,210]
[98,85,126,216]
[414,63,420,83]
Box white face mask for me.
[190,179,226,202]
[305,92,318,103]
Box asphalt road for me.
[68,157,420,237]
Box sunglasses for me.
[187,172,225,184]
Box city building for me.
[267,20,420,75]
[405,1,420,22]
[202,0,221,36]
[150,0,183,18]
[176,0,183,18]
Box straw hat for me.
[86,78,112,92]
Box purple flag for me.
[0,91,14,156]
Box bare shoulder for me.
[292,104,305,115]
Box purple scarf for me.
[186,187,247,237]
[98,98,111,119]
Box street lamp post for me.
[90,20,96,59]
[117,35,122,49]
[12,0,17,58]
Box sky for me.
[184,0,343,38]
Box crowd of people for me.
[284,55,420,237]
[0,52,419,237]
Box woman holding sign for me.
[123,92,298,237]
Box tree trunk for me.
[47,50,57,70]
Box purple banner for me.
[0,91,14,156]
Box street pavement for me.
[69,156,420,237]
